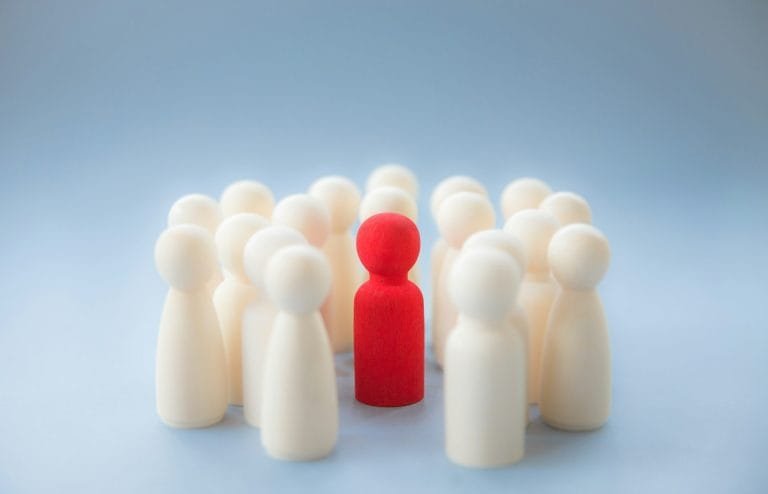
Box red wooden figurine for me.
[354,212,424,406]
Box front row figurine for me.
[444,248,527,467]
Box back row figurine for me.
[154,164,611,467]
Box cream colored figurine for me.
[213,213,269,406]
[539,191,592,226]
[540,224,611,431]
[154,225,227,428]
[463,230,530,349]
[445,249,526,468]
[220,180,275,219]
[359,186,419,284]
[272,194,333,333]
[500,178,552,219]
[167,193,224,292]
[504,209,559,404]
[261,245,338,461]
[433,191,495,368]
[428,176,488,302]
[241,226,308,427]
[308,176,361,353]
[366,163,419,198]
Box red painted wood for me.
[354,213,424,407]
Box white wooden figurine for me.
[213,213,268,405]
[540,224,611,431]
[445,249,526,468]
[308,176,361,353]
[260,245,338,461]
[154,225,227,428]
[428,176,488,303]
[504,209,559,404]
[433,191,495,367]
[167,193,224,292]
[241,226,308,427]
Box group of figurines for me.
[154,164,611,468]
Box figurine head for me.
[243,225,308,289]
[366,163,418,198]
[155,225,217,291]
[357,213,420,279]
[220,180,275,218]
[359,186,417,222]
[548,224,610,290]
[539,191,592,226]
[463,229,527,273]
[272,194,330,248]
[429,175,487,221]
[500,177,552,219]
[215,213,269,280]
[450,248,521,322]
[167,193,222,235]
[437,192,496,249]
[264,245,331,314]
[503,209,559,274]
[308,176,361,233]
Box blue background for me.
[1,1,766,492]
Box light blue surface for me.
[1,1,767,492]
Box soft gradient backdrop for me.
[1,1,766,492]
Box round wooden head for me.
[366,163,418,198]
[272,194,330,248]
[214,213,269,280]
[167,193,222,235]
[357,212,420,278]
[220,180,275,218]
[548,224,610,290]
[500,177,552,219]
[264,245,331,314]
[539,191,592,226]
[436,191,495,249]
[449,248,520,322]
[155,224,217,291]
[503,209,559,274]
[463,229,527,273]
[243,225,308,289]
[359,186,417,222]
[429,175,487,221]
[308,176,361,233]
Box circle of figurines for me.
[155,165,611,467]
